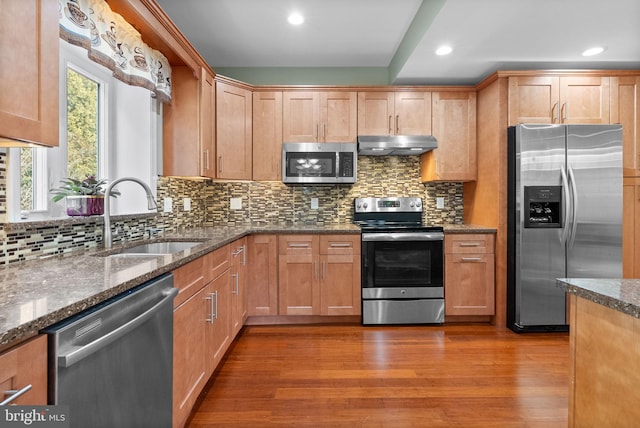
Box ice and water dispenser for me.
[523,186,562,228]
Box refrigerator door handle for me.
[568,166,579,248]
[560,166,572,245]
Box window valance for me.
[59,0,172,103]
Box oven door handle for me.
[362,232,444,242]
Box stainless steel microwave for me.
[282,142,357,185]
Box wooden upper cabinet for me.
[200,69,216,178]
[163,66,215,178]
[508,75,610,125]
[358,91,431,135]
[611,76,640,177]
[0,0,59,146]
[253,91,283,181]
[216,80,253,179]
[422,91,477,182]
[283,91,357,142]
[394,92,432,135]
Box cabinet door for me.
[283,91,320,142]
[357,91,395,135]
[319,235,361,316]
[278,235,320,315]
[320,91,357,142]
[559,76,610,124]
[508,76,560,125]
[230,238,247,336]
[0,335,47,405]
[445,253,495,315]
[394,92,432,135]
[422,91,477,182]
[163,66,202,177]
[623,178,640,278]
[611,76,640,176]
[200,68,216,178]
[0,0,59,146]
[208,271,232,372]
[253,91,283,180]
[173,286,208,428]
[247,235,279,316]
[216,81,253,179]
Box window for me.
[8,39,160,221]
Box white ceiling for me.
[155,0,640,85]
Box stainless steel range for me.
[354,197,444,325]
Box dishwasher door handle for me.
[58,287,178,368]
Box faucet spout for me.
[103,177,158,249]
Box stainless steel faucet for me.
[103,177,158,249]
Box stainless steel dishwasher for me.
[43,273,177,428]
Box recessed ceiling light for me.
[435,45,453,56]
[288,12,304,25]
[582,46,606,57]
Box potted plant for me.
[50,176,120,216]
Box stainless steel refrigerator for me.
[507,124,622,332]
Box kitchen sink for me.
[95,240,206,257]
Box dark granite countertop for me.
[557,278,640,319]
[443,224,497,234]
[0,224,360,351]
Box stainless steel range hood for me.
[357,135,438,155]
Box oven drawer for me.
[445,234,495,254]
[362,299,444,325]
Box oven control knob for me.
[363,202,368,209]
[416,200,422,208]
[401,289,406,295]
[409,201,415,207]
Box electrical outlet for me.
[163,197,173,213]
[230,197,242,210]
[183,197,191,211]
[436,197,445,209]
[310,198,319,210]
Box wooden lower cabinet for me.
[444,233,495,316]
[277,234,361,316]
[623,177,640,278]
[246,235,279,316]
[0,335,47,405]
[173,244,233,428]
[230,238,247,336]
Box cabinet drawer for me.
[173,257,205,308]
[445,234,494,254]
[320,235,360,255]
[205,245,231,283]
[278,235,317,255]
[0,335,47,405]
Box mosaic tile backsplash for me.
[0,154,462,265]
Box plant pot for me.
[66,195,105,216]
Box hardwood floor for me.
[188,324,569,427]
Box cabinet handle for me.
[204,149,210,170]
[232,273,239,295]
[329,243,351,248]
[461,257,483,262]
[314,261,318,280]
[321,260,326,280]
[289,243,310,248]
[315,123,319,141]
[241,245,246,265]
[323,122,326,139]
[218,155,223,174]
[205,291,217,323]
[459,242,480,247]
[388,116,393,134]
[396,115,400,134]
[561,102,568,121]
[552,102,559,123]
[1,384,32,406]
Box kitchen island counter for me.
[557,277,640,427]
[0,224,359,351]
